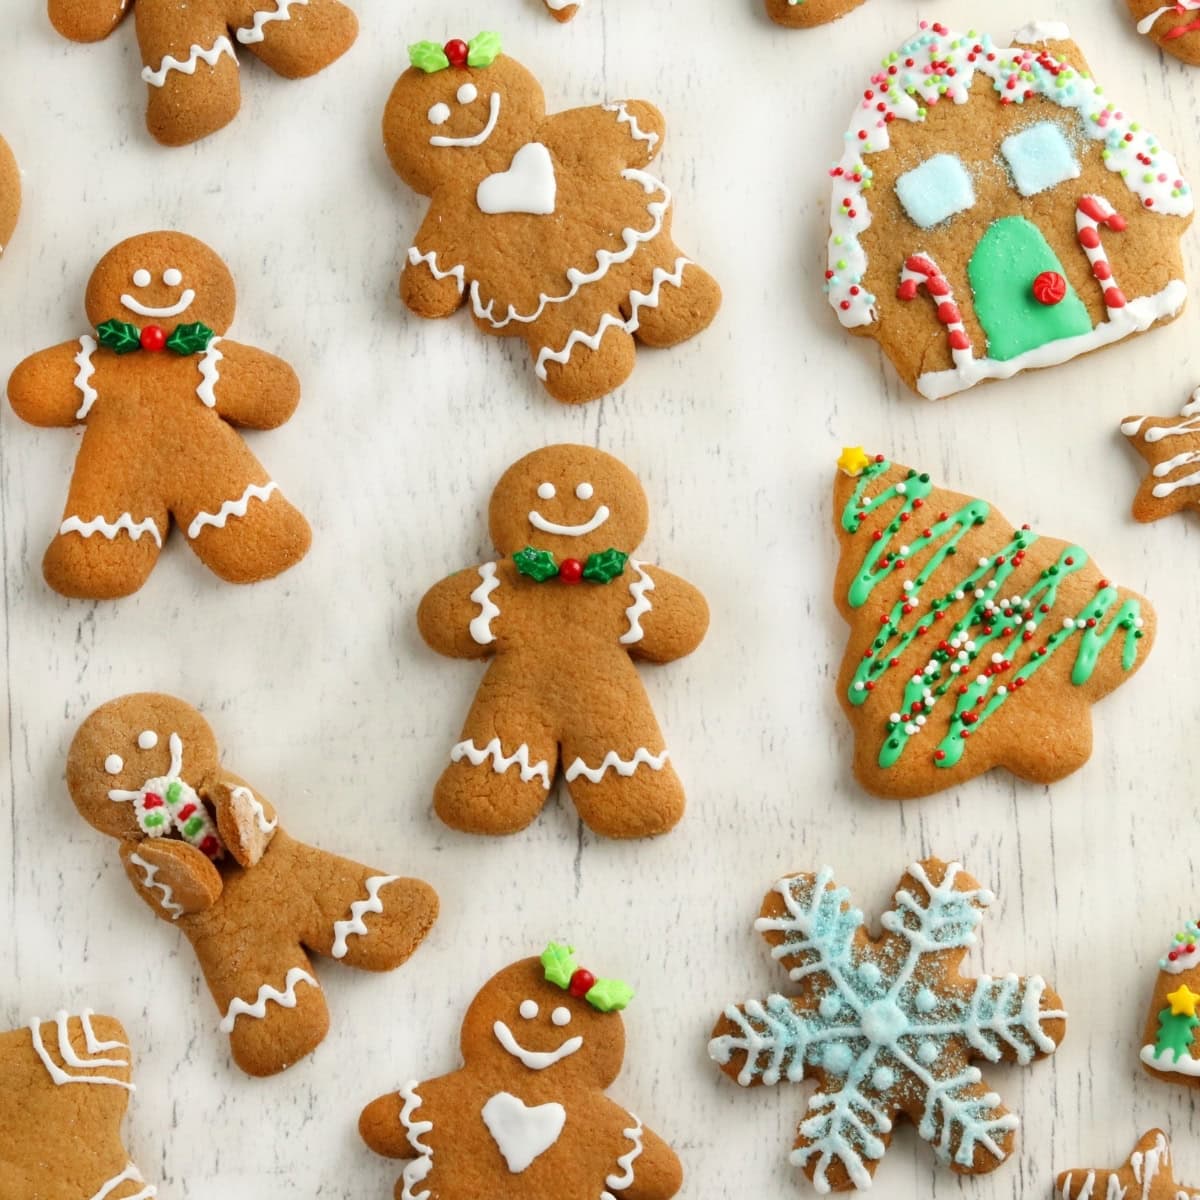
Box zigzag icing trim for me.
[619,559,655,645]
[129,851,184,920]
[89,1163,157,1200]
[60,514,163,547]
[29,1011,133,1090]
[451,737,551,789]
[74,335,98,419]
[603,102,659,151]
[331,875,401,959]
[230,785,278,834]
[219,966,318,1032]
[399,1081,434,1200]
[468,562,501,645]
[236,0,309,45]
[565,747,669,784]
[601,1114,644,1197]
[195,336,223,408]
[187,481,279,539]
[142,37,237,87]
[407,248,466,294]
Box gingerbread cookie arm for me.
[618,565,708,663]
[206,773,278,867]
[418,566,505,659]
[120,838,223,921]
[547,102,666,169]
[197,339,301,429]
[48,0,127,42]
[360,1074,451,1157]
[618,1118,684,1200]
[8,340,98,427]
[403,210,469,319]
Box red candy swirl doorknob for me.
[1032,271,1067,306]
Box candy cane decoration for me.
[1076,196,1128,317]
[896,254,975,370]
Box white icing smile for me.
[528,504,610,537]
[431,91,501,147]
[120,272,196,319]
[493,1019,583,1070]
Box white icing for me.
[195,336,223,407]
[88,1163,157,1200]
[1123,391,1200,500]
[520,1000,539,1020]
[428,103,450,126]
[137,730,158,750]
[537,482,556,499]
[162,268,182,286]
[1013,20,1071,42]
[132,269,151,288]
[331,874,401,959]
[60,514,163,548]
[602,102,659,151]
[408,247,465,294]
[219,966,318,1032]
[398,1082,434,1200]
[141,36,237,88]
[73,335,98,419]
[546,0,579,9]
[120,288,195,319]
[619,559,654,645]
[28,1011,134,1090]
[128,851,185,920]
[477,142,557,216]
[493,1020,583,1070]
[564,747,669,784]
[431,91,500,147]
[236,0,308,45]
[575,482,593,500]
[186,480,279,539]
[104,754,124,775]
[528,504,610,537]
[457,83,478,104]
[450,737,551,788]
[469,562,501,645]
[1061,1172,1129,1200]
[229,784,278,834]
[1141,1042,1200,1076]
[601,1115,644,1196]
[481,1092,566,1173]
[552,1007,571,1026]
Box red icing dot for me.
[140,325,166,352]
[444,39,469,67]
[948,330,971,351]
[559,558,583,585]
[1032,271,1067,306]
[1104,287,1128,309]
[1078,226,1101,249]
[569,968,596,997]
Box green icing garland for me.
[842,458,1145,770]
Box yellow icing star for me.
[1167,984,1200,1017]
[837,447,871,478]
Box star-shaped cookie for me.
[1058,1130,1200,1200]
[1122,390,1200,522]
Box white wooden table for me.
[3,0,1199,1196]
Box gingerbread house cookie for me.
[1128,1,1200,66]
[826,22,1193,400]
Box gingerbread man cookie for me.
[1128,1,1200,65]
[67,693,439,1077]
[8,231,311,600]
[383,34,721,404]
[1,1010,157,1199]
[710,858,1067,1192]
[766,0,868,29]
[418,444,708,839]
[0,135,19,257]
[1059,1131,1200,1200]
[360,945,682,1200]
[48,0,358,146]
[1121,391,1200,522]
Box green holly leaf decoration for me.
[166,322,214,356]
[541,942,577,989]
[583,548,629,584]
[586,977,634,1013]
[515,547,559,583]
[96,319,141,355]
[409,40,450,73]
[467,31,502,67]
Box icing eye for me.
[104,754,124,775]
[137,730,158,750]
[457,83,478,104]
[575,482,594,500]
[132,269,151,288]
[552,1007,571,1027]
[162,268,182,287]
[427,102,451,126]
[519,1000,539,1020]
[537,482,556,500]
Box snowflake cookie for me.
[709,858,1067,1193]
[1059,1131,1199,1200]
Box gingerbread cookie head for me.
[461,947,629,1090]
[382,34,544,195]
[1128,1,1200,65]
[85,231,236,337]
[67,693,221,851]
[488,445,649,564]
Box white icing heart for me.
[476,143,557,216]
[481,1091,566,1173]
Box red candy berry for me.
[568,968,595,997]
[140,324,166,351]
[559,558,583,585]
[445,39,469,67]
[1032,271,1067,306]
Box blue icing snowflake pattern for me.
[709,860,1067,1193]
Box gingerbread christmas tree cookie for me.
[382,33,721,404]
[1140,918,1200,1084]
[360,946,682,1200]
[0,135,18,257]
[67,693,439,1077]
[826,22,1192,399]
[48,0,358,145]
[0,1010,157,1199]
[1128,1,1200,65]
[709,858,1067,1192]
[1122,391,1200,522]
[833,449,1154,798]
[1059,1131,1200,1200]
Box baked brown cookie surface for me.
[0,135,18,255]
[1128,0,1200,65]
[1059,1131,1200,1200]
[766,0,869,29]
[1122,391,1200,523]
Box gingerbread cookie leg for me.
[621,238,722,350]
[529,302,639,406]
[134,7,241,146]
[297,852,439,970]
[230,0,357,79]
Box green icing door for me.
[967,217,1093,362]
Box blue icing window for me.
[1001,121,1081,197]
[894,154,976,229]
